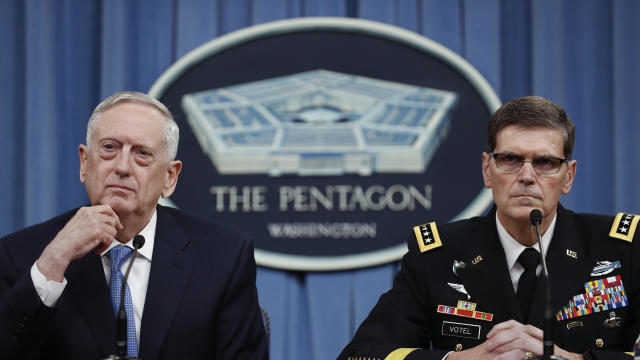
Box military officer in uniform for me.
[338,96,639,360]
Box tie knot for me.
[109,245,133,270]
[518,247,540,270]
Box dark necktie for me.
[516,247,540,321]
[109,246,138,357]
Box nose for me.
[517,160,536,184]
[114,151,132,177]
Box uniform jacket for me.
[338,204,639,360]
[0,205,268,360]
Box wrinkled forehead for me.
[94,103,166,144]
[494,125,566,154]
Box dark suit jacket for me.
[0,205,268,360]
[338,204,639,360]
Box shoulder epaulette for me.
[413,221,442,253]
[609,213,639,243]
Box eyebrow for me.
[495,151,562,158]
[98,137,155,149]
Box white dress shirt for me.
[496,211,556,292]
[31,209,157,345]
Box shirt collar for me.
[100,209,156,261]
[496,210,556,271]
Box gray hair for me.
[86,91,179,161]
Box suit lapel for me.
[65,252,116,356]
[139,207,197,359]
[457,208,524,323]
[528,205,591,328]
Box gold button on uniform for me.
[595,338,604,348]
[455,344,462,351]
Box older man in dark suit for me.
[0,91,268,359]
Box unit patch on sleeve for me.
[413,222,442,253]
[609,213,639,243]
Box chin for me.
[504,207,536,222]
[104,197,136,214]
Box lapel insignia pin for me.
[447,282,470,300]
[590,261,621,276]
[472,255,483,265]
[452,260,466,276]
[457,300,476,310]
[566,249,577,259]
[603,311,622,328]
[566,321,583,330]
[437,301,493,322]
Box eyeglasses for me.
[488,152,568,175]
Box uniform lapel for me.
[65,252,116,356]
[457,208,524,324]
[528,204,591,328]
[139,207,197,359]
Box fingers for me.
[486,319,517,338]
[493,349,533,360]
[94,238,115,255]
[455,321,546,360]
[488,333,543,356]
[94,204,123,230]
[49,205,121,259]
[487,320,542,340]
[36,205,123,282]
[484,320,543,356]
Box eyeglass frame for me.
[487,152,569,175]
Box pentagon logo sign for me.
[149,17,499,271]
[181,70,458,176]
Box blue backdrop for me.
[1,1,639,359]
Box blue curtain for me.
[2,1,639,359]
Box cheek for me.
[541,179,564,198]
[137,172,166,194]
[86,161,110,178]
[493,176,512,193]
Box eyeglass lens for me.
[493,154,564,174]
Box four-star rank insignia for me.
[609,213,639,243]
[414,222,442,253]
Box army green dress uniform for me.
[338,205,640,360]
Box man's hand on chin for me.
[37,205,122,282]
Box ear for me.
[161,160,182,198]
[561,160,577,194]
[482,152,492,189]
[78,144,88,184]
